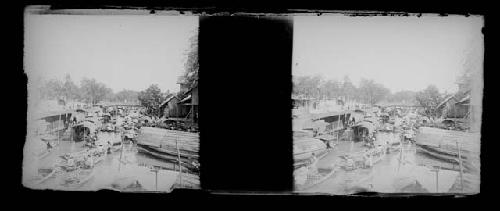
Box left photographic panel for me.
[23,6,200,192]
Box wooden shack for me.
[181,84,199,123]
[437,91,470,119]
[160,95,189,118]
[313,111,352,132]
[38,111,73,135]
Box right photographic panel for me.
[292,14,483,194]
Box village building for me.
[160,95,187,118]
[160,72,199,123]
[180,83,199,123]
[436,89,472,130]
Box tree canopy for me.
[182,31,199,91]
[293,75,391,105]
[79,78,112,105]
[415,85,443,118]
[385,90,418,104]
[138,84,165,116]
[358,78,391,105]
[37,75,140,105]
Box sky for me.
[25,14,198,93]
[293,14,483,93]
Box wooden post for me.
[118,138,124,172]
[431,166,440,192]
[398,137,403,172]
[456,141,464,192]
[436,167,439,192]
[176,131,182,186]
[349,129,354,153]
[58,114,61,146]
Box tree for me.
[40,78,63,100]
[138,84,165,116]
[415,85,443,118]
[61,74,80,101]
[293,75,321,99]
[114,89,139,103]
[80,78,111,105]
[341,76,357,103]
[457,36,482,94]
[358,78,391,105]
[386,90,417,104]
[182,31,199,90]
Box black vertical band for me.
[198,16,294,191]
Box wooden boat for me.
[295,164,337,191]
[37,149,52,160]
[415,127,480,173]
[59,169,95,189]
[294,148,330,169]
[293,136,328,170]
[137,143,198,159]
[35,167,58,185]
[135,127,199,153]
[136,145,198,173]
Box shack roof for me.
[457,94,471,105]
[179,94,192,104]
[185,80,198,95]
[160,95,180,108]
[312,110,352,121]
[35,110,73,120]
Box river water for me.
[26,130,187,192]
[299,141,471,194]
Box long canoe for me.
[136,145,198,173]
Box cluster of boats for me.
[33,146,109,189]
[292,105,428,190]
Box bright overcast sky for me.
[25,14,198,93]
[293,14,483,93]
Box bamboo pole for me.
[456,140,464,192]
[176,131,182,186]
[431,167,440,192]
[436,168,439,192]
[398,137,403,172]
[58,114,61,146]
[349,130,354,153]
[118,137,124,172]
[155,168,158,191]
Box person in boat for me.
[107,141,112,154]
[310,153,318,166]
[66,157,75,169]
[46,140,53,151]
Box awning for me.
[35,110,73,120]
[313,111,352,121]
[353,121,376,133]
[82,121,97,133]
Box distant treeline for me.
[292,75,418,105]
[37,74,140,105]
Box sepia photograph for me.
[23,7,199,192]
[292,14,483,194]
